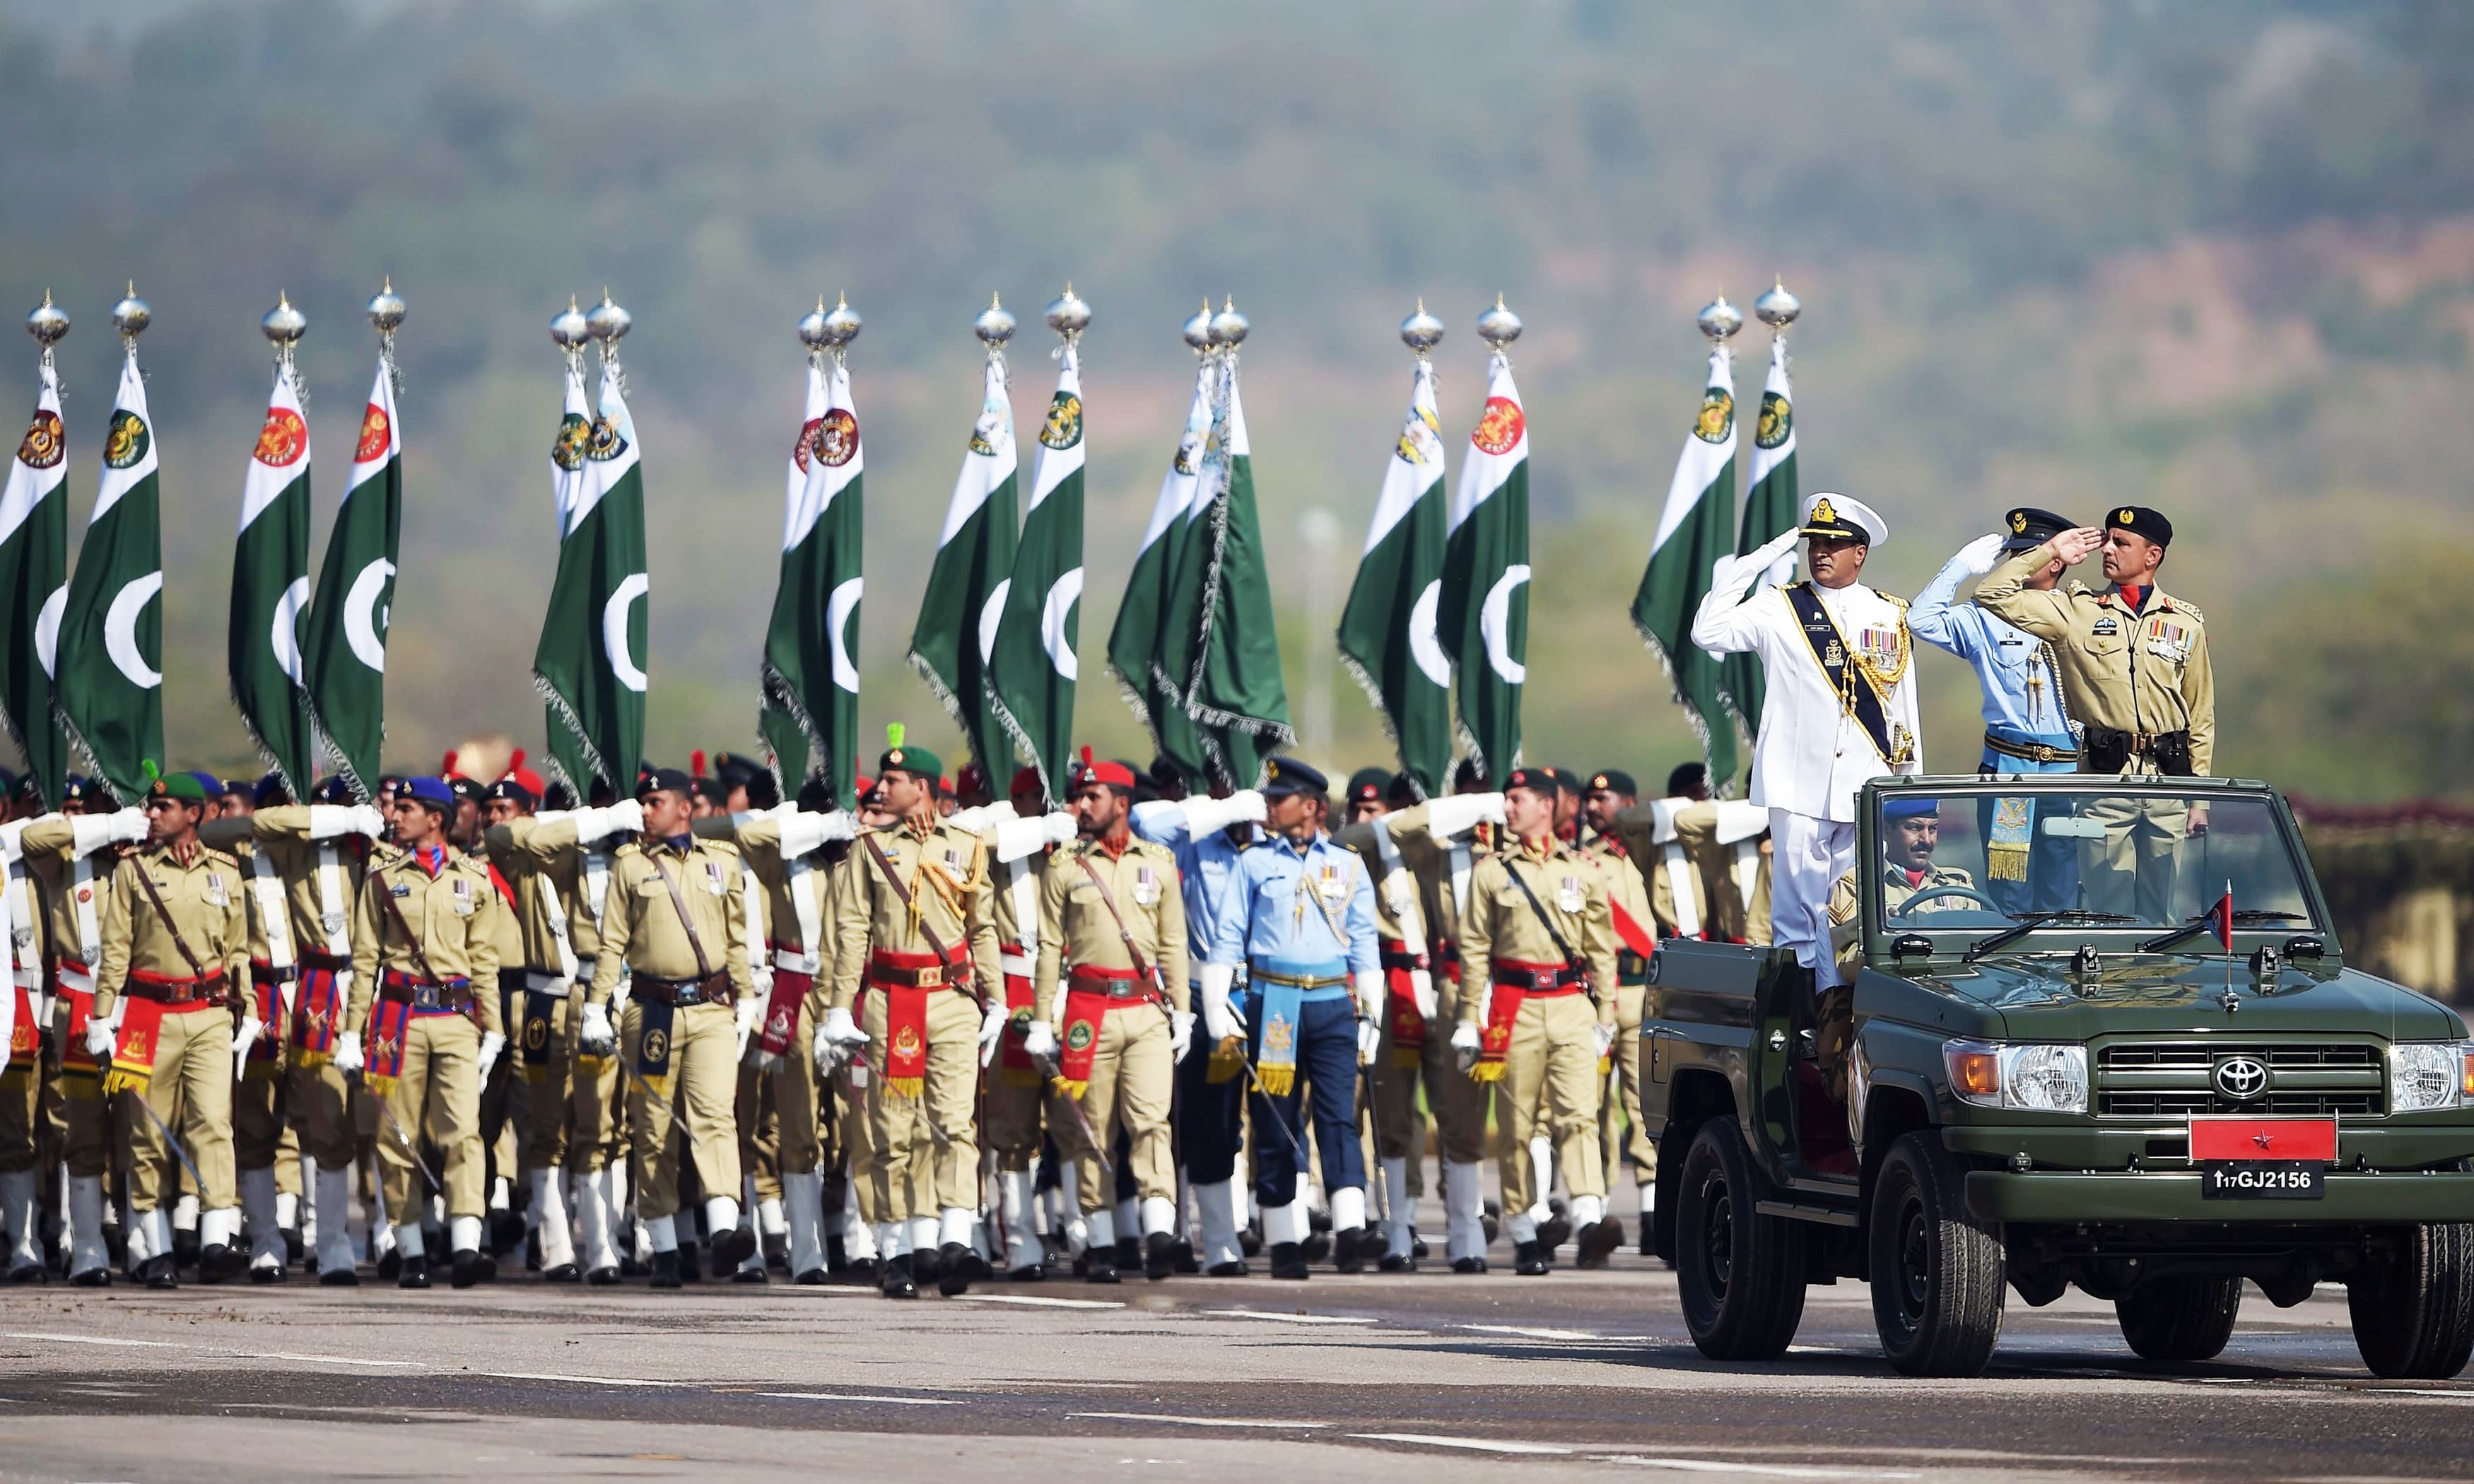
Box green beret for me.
[148,771,207,803]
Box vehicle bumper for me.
[1965,1170,2474,1225]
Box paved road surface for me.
[3,1252,2464,1483]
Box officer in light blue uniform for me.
[1909,506,2082,912]
[1198,758,1382,1282]
[1131,773,1266,1276]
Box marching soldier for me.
[1912,507,2085,912]
[479,772,585,1281]
[1198,758,1382,1281]
[816,731,1003,1299]
[1451,766,1623,1276]
[1692,493,1922,1008]
[1029,753,1189,1282]
[331,776,505,1288]
[1581,769,1657,1250]
[88,770,250,1287]
[1976,506,2214,921]
[587,767,758,1288]
[0,806,38,1281]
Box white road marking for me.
[1459,1323,1605,1342]
[1347,1433,1572,1454]
[223,1349,416,1368]
[1593,1457,1920,1479]
[1072,1412,1327,1429]
[2363,1389,2474,1400]
[952,1293,1125,1310]
[7,1333,179,1348]
[752,1391,961,1406]
[479,1372,692,1388]
[1204,1309,1375,1326]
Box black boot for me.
[489,1209,527,1257]
[1535,1205,1571,1256]
[879,1252,918,1299]
[586,1260,621,1286]
[1114,1235,1141,1273]
[397,1253,431,1289]
[1084,1244,1120,1284]
[452,1248,498,1288]
[544,1257,582,1283]
[708,1225,757,1280]
[70,1266,112,1288]
[911,1242,943,1288]
[173,1224,200,1270]
[1574,1218,1622,1270]
[1333,1227,1366,1275]
[936,1241,982,1297]
[649,1249,681,1290]
[139,1254,177,1289]
[250,1259,286,1285]
[674,1239,702,1283]
[319,1262,359,1288]
[1144,1231,1176,1281]
[824,1233,849,1274]
[1171,1237,1199,1274]
[1514,1239,1548,1276]
[1206,1258,1250,1277]
[377,1248,402,1282]
[1270,1242,1309,1281]
[1450,1255,1489,1275]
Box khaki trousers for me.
[568,995,625,1176]
[836,1064,886,1224]
[1054,1000,1174,1209]
[376,1013,485,1225]
[2080,794,2188,924]
[1601,981,1655,1189]
[234,1065,288,1170]
[621,999,739,1221]
[1491,991,1605,1214]
[286,1059,360,1170]
[517,988,573,1170]
[122,1003,237,1211]
[860,987,980,1222]
[0,1062,37,1172]
[740,1043,820,1178]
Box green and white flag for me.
[1724,332,1798,748]
[300,355,403,801]
[1185,354,1292,788]
[228,355,317,794]
[53,346,165,803]
[0,336,71,808]
[1437,351,1529,779]
[988,346,1085,801]
[761,350,865,804]
[537,358,594,794]
[1629,343,1740,792]
[1107,360,1211,783]
[533,354,647,795]
[1337,355,1452,800]
[908,346,1017,776]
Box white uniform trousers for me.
[1769,808,1857,989]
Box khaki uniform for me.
[827,820,1002,1227]
[1458,838,1620,1219]
[982,836,1052,1172]
[95,843,251,1215]
[1034,835,1188,1215]
[1586,834,1658,1194]
[1978,546,2214,922]
[729,815,826,1182]
[1613,800,1774,946]
[20,818,117,1183]
[493,815,623,1177]
[589,836,754,1223]
[1387,816,1492,1168]
[1,821,50,1181]
[347,842,503,1227]
[1334,806,1450,1189]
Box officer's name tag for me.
[392,884,413,898]
[2092,617,2120,636]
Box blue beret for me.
[1883,796,1938,820]
[403,776,456,809]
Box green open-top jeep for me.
[1638,775,2474,1377]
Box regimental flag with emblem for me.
[1631,343,1741,794]
[227,352,317,794]
[1108,357,1214,784]
[1337,353,1452,800]
[988,344,1086,801]
[0,331,71,807]
[301,351,404,803]
[1437,345,1530,778]
[533,349,648,794]
[53,344,165,803]
[761,338,865,804]
[1724,331,1798,749]
[538,354,594,793]
[1186,350,1292,788]
[909,338,1019,777]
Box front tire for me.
[1869,1130,2005,1377]
[2116,1276,2241,1362]
[1675,1120,1807,1360]
[2350,1223,2474,1379]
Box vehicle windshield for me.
[1868,788,2319,938]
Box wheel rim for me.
[1700,1172,1733,1302]
[1895,1195,1932,1325]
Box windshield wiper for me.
[1966,909,2137,962]
[2140,909,2306,955]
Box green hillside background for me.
[4,0,2468,799]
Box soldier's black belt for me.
[1983,732,2078,765]
[1617,949,1650,987]
[122,969,228,1006]
[1490,963,1581,992]
[249,960,299,984]
[2081,725,2192,777]
[633,972,734,1008]
[1067,967,1153,1001]
[377,972,474,1011]
[1378,946,1427,972]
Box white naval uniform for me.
[1692,561,1923,987]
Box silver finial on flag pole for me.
[1697,293,1743,343]
[262,290,307,365]
[27,290,69,372]
[1476,293,1522,353]
[819,292,862,366]
[1180,298,1213,356]
[1754,278,1800,334]
[1400,298,1444,358]
[973,292,1016,348]
[1208,295,1248,348]
[1044,282,1089,353]
[111,282,151,351]
[550,294,590,373]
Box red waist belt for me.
[1379,937,1428,1066]
[1055,965,1163,1095]
[1473,959,1579,1082]
[865,945,972,989]
[122,966,228,1007]
[867,948,968,1098]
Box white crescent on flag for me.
[270,576,310,683]
[977,580,1011,666]
[603,572,650,693]
[828,577,864,692]
[105,572,163,690]
[1408,579,1449,687]
[1040,567,1083,681]
[1480,564,1530,685]
[344,558,396,672]
[33,584,65,678]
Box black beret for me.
[2105,505,2173,548]
[2000,506,2075,553]
[1588,769,1638,796]
[637,766,696,796]
[486,777,537,808]
[1345,767,1391,803]
[1502,767,1554,795]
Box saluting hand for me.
[2051,526,2106,565]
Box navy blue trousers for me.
[1176,1034,1246,1186]
[1243,991,1364,1210]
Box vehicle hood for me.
[1906,956,2463,1042]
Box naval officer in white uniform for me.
[1689,492,1923,992]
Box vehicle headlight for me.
[2388,1041,2473,1113]
[1944,1039,2089,1114]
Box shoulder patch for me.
[2165,596,2204,623]
[612,841,643,860]
[203,847,241,869]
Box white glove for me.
[576,1001,615,1056]
[778,806,857,858]
[1351,969,1385,1025]
[1593,1020,1617,1062]
[1043,811,1081,846]
[332,1029,365,1073]
[477,1031,506,1069]
[83,1017,117,1061]
[308,803,386,840]
[232,1015,266,1080]
[822,1006,868,1049]
[734,994,763,1046]
[811,1025,843,1078]
[1197,962,1241,1044]
[1426,791,1506,838]
[1180,791,1265,836]
[1021,1018,1059,1062]
[1450,1020,1482,1074]
[1957,531,2007,577]
[1755,524,1804,568]
[1356,1016,1380,1067]
[978,999,1009,1065]
[1168,1011,1194,1062]
[1409,967,1437,1021]
[576,800,643,842]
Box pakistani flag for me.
[988,346,1086,801]
[1629,343,1741,792]
[533,355,647,794]
[1186,355,1291,788]
[1337,355,1452,800]
[1437,351,1530,778]
[908,351,1018,775]
[228,359,317,794]
[537,359,594,793]
[1106,361,1211,783]
[761,353,864,804]
[1723,332,1799,746]
[0,346,70,807]
[301,355,403,801]
[52,348,164,803]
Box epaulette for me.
[2162,595,2204,623]
[610,840,643,860]
[2065,579,2099,599]
[202,847,242,870]
[1884,591,1910,610]
[699,836,744,861]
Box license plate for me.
[2188,1115,2338,1162]
[2200,1161,2324,1200]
